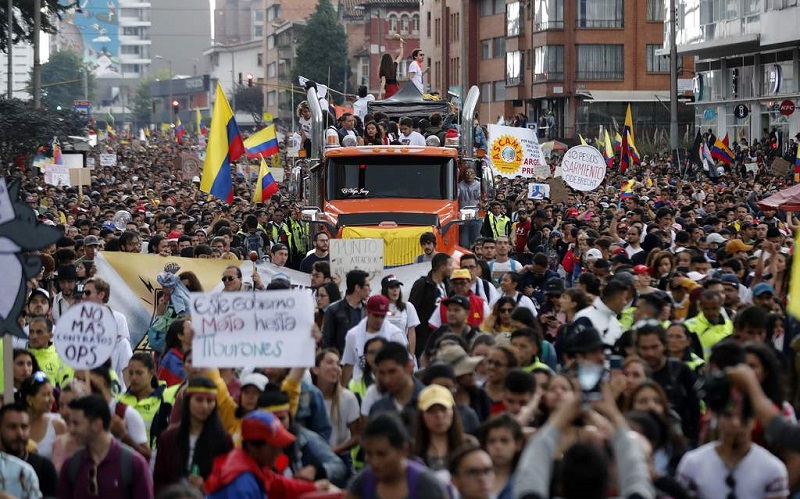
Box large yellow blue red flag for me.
[620,104,640,172]
[200,83,244,204]
[603,130,614,167]
[196,108,207,136]
[253,156,279,202]
[244,125,279,159]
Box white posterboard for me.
[53,302,117,369]
[487,124,545,178]
[99,153,118,166]
[330,238,385,283]
[190,290,315,368]
[43,165,72,187]
[86,157,96,167]
[528,183,551,199]
[62,153,84,168]
[560,145,607,192]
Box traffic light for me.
[247,74,254,87]
[172,100,180,114]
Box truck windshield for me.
[327,156,455,200]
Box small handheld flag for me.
[253,156,279,202]
[244,125,279,159]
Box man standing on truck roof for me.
[408,48,427,93]
[458,167,482,248]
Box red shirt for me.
[514,218,532,253]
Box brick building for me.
[422,0,695,143]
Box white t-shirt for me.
[506,292,538,317]
[360,384,383,417]
[341,318,408,380]
[110,338,133,392]
[110,400,148,446]
[408,60,424,92]
[352,95,375,122]
[399,130,426,146]
[299,116,312,138]
[489,258,523,286]
[677,442,788,499]
[324,389,360,447]
[385,301,420,335]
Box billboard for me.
[59,1,121,78]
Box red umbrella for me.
[757,184,800,212]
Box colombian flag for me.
[200,83,244,204]
[579,134,588,146]
[253,156,279,202]
[244,125,279,159]
[196,108,207,136]
[620,104,640,172]
[710,134,734,164]
[603,130,614,167]
[175,118,185,144]
[795,140,800,183]
[106,123,116,138]
[620,179,634,198]
[613,132,622,153]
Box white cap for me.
[241,373,269,391]
[586,248,603,260]
[706,233,726,244]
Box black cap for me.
[544,277,565,295]
[381,274,404,288]
[442,295,470,310]
[57,265,78,281]
[567,318,605,354]
[534,209,548,219]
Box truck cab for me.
[290,86,493,266]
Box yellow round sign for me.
[490,134,523,174]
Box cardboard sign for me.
[53,302,117,369]
[546,178,569,204]
[190,290,315,368]
[745,162,759,174]
[99,153,117,166]
[560,145,607,192]
[528,183,551,199]
[330,238,384,283]
[62,153,84,168]
[43,165,72,187]
[487,124,545,178]
[180,153,202,180]
[533,162,551,179]
[772,157,790,176]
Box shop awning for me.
[578,90,672,102]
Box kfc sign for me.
[779,100,795,116]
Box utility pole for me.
[6,0,12,98]
[82,68,88,100]
[461,0,468,113]
[669,0,679,154]
[33,0,42,108]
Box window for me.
[254,25,263,37]
[535,0,565,30]
[493,38,506,58]
[646,45,669,73]
[255,10,264,21]
[534,46,564,81]
[267,91,276,106]
[482,39,492,59]
[401,15,410,34]
[427,12,431,36]
[577,0,624,27]
[507,2,523,36]
[412,14,420,33]
[646,0,665,20]
[257,53,263,67]
[506,51,523,86]
[481,82,492,102]
[267,62,277,78]
[435,18,441,45]
[357,56,370,86]
[576,45,624,79]
[389,14,398,34]
[481,0,494,16]
[494,0,506,13]
[494,80,506,101]
[267,5,280,21]
[267,35,275,50]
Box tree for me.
[132,69,172,124]
[0,1,70,54]
[233,86,264,125]
[32,51,96,110]
[292,0,350,104]
[0,97,88,169]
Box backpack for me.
[362,459,425,499]
[68,440,136,497]
[244,231,266,261]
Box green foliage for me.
[34,51,96,110]
[0,1,69,54]
[0,97,88,167]
[292,0,351,103]
[233,86,264,125]
[132,69,172,123]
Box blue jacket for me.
[294,380,333,442]
[206,472,266,499]
[287,426,348,487]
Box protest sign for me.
[772,157,790,176]
[44,165,72,187]
[560,145,607,191]
[330,238,384,283]
[190,290,315,368]
[53,302,117,369]
[745,163,759,174]
[99,153,117,166]
[528,183,551,199]
[487,124,545,178]
[533,162,551,179]
[546,178,569,203]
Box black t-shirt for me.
[27,452,58,497]
[299,252,329,274]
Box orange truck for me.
[290,86,494,266]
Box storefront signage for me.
[733,104,749,119]
[779,100,795,116]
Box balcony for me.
[278,47,294,59]
[576,18,624,28]
[534,20,565,30]
[534,72,564,82]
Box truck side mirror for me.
[481,163,495,200]
[289,166,304,200]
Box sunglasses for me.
[725,473,736,499]
[88,465,98,495]
[221,276,237,283]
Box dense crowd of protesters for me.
[2,119,800,499]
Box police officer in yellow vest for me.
[117,352,177,447]
[481,201,511,239]
[27,316,73,387]
[268,207,292,251]
[287,207,308,269]
[684,290,733,360]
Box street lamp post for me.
[6,0,12,98]
[32,0,41,108]
[155,55,173,123]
